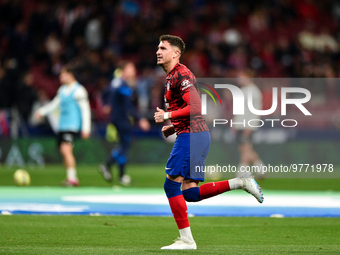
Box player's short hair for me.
[63,64,77,77]
[159,34,185,56]
[119,60,134,70]
[238,68,255,78]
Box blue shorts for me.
[166,131,210,181]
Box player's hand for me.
[139,118,150,132]
[81,132,91,140]
[102,105,111,115]
[154,107,165,123]
[243,129,252,138]
[34,111,42,122]
[162,125,175,138]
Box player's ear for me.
[173,50,180,59]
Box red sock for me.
[168,195,189,229]
[199,180,230,200]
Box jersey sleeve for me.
[118,86,141,121]
[176,74,195,97]
[171,76,201,119]
[101,86,111,106]
[38,88,62,116]
[74,86,91,134]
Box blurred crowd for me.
[1,0,340,135]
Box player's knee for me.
[163,177,182,199]
[111,150,119,159]
[182,187,201,202]
[116,154,127,165]
[60,143,72,157]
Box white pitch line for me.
[62,193,340,208]
[0,203,88,212]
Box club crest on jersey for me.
[181,80,192,90]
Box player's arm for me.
[154,80,201,123]
[34,90,61,121]
[161,125,175,138]
[170,85,201,119]
[101,86,112,115]
[74,87,91,139]
[121,87,150,132]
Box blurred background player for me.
[154,35,263,250]
[99,61,150,185]
[233,69,265,178]
[35,66,91,186]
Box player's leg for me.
[239,131,265,178]
[182,174,263,203]
[99,126,131,184]
[99,146,119,182]
[246,143,265,178]
[116,131,131,185]
[59,133,79,186]
[182,159,264,203]
[182,178,237,200]
[106,149,118,169]
[239,142,251,169]
[161,133,196,250]
[161,174,197,250]
[99,144,120,182]
[237,130,254,175]
[181,130,232,201]
[105,124,126,169]
[182,131,263,203]
[182,133,245,202]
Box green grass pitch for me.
[0,164,339,254]
[0,216,339,254]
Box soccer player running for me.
[233,69,265,178]
[154,35,264,250]
[99,62,150,185]
[35,65,91,186]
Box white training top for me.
[38,81,91,133]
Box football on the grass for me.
[14,169,31,186]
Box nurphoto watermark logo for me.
[198,79,312,128]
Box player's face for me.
[123,63,136,80]
[122,63,137,86]
[59,69,72,84]
[237,72,251,87]
[156,41,178,66]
